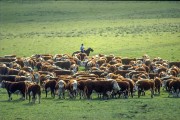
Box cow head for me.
[72,80,78,91]
[112,80,120,91]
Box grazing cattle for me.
[8,68,19,75]
[57,80,66,99]
[77,80,89,99]
[135,79,155,98]
[54,70,73,76]
[149,73,159,79]
[54,61,71,70]
[115,70,132,78]
[122,78,135,98]
[66,79,78,99]
[115,80,130,98]
[169,62,180,68]
[27,84,41,103]
[15,76,29,82]
[168,79,180,97]
[121,58,136,65]
[0,75,16,82]
[43,80,57,98]
[84,80,120,99]
[1,81,27,101]
[70,64,79,74]
[90,70,105,77]
[0,65,9,75]
[162,79,174,91]
[154,77,162,95]
[0,57,16,62]
[33,72,40,84]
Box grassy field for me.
[0,1,180,120]
[0,88,180,120]
[0,1,180,61]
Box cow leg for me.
[8,92,12,101]
[22,92,25,100]
[138,90,141,98]
[45,90,48,98]
[33,94,36,103]
[150,89,154,98]
[29,94,31,103]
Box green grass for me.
[0,1,180,120]
[0,1,180,61]
[0,88,180,120]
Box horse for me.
[72,47,94,56]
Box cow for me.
[33,72,40,84]
[27,84,41,103]
[66,79,78,99]
[0,75,16,82]
[43,80,57,98]
[168,79,180,97]
[54,60,71,70]
[54,70,73,76]
[84,79,120,99]
[77,80,89,99]
[1,81,27,101]
[122,78,135,98]
[154,77,162,95]
[115,80,130,98]
[0,65,9,75]
[8,68,19,75]
[135,79,155,98]
[57,80,66,99]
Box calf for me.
[1,81,27,101]
[27,84,41,103]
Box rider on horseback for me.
[80,44,85,53]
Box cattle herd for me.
[0,53,180,104]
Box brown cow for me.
[154,77,162,95]
[8,68,19,75]
[84,79,120,99]
[27,84,41,103]
[66,79,78,99]
[168,79,180,97]
[1,81,27,101]
[43,80,57,98]
[0,65,9,75]
[115,80,130,98]
[135,79,155,98]
[54,61,71,70]
[0,75,16,82]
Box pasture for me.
[0,1,180,120]
[0,1,180,61]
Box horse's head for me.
[89,48,94,52]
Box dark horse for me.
[72,47,94,56]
